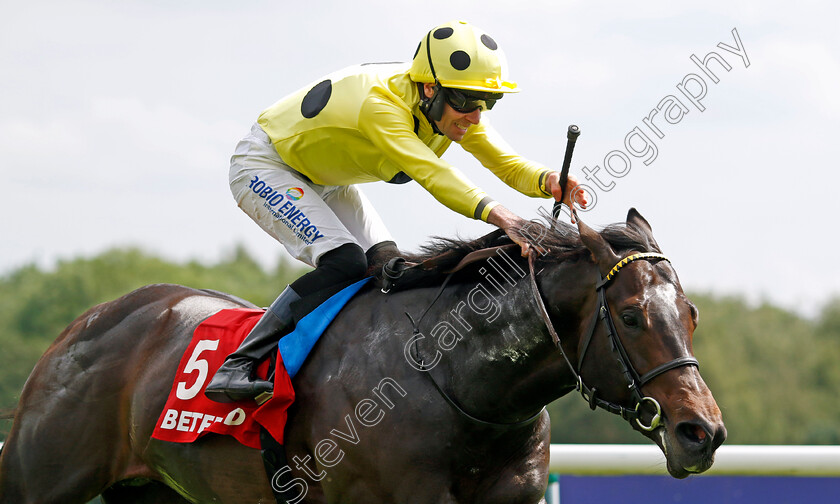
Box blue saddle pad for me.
[277,277,371,377]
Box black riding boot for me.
[205,286,300,403]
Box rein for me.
[398,246,697,431]
[404,261,546,429]
[528,251,699,431]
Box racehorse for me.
[0,209,725,503]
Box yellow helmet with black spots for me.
[410,20,518,94]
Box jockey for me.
[205,20,587,403]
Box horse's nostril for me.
[712,424,727,450]
[676,421,710,447]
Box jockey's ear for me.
[577,218,622,277]
[625,208,662,253]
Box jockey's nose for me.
[465,109,481,124]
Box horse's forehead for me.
[641,279,681,319]
[638,279,692,354]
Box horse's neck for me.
[435,257,595,424]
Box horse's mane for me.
[397,217,658,273]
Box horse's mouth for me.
[654,428,716,478]
[667,464,693,479]
[667,460,712,479]
[665,446,717,478]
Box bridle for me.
[402,245,698,430]
[528,250,699,431]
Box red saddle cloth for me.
[151,308,294,449]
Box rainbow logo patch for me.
[285,187,304,200]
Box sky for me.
[2,0,838,316]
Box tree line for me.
[1,247,838,445]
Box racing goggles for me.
[442,87,503,113]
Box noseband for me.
[528,251,699,431]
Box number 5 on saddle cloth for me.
[152,278,371,504]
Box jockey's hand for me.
[546,172,589,221]
[486,205,537,257]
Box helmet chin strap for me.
[418,82,445,136]
[418,30,447,136]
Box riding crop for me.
[552,124,581,220]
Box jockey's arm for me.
[458,120,589,213]
[486,204,532,256]
[487,172,589,257]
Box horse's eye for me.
[621,314,639,328]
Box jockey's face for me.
[423,83,482,142]
[438,102,481,142]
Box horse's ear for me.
[577,217,622,277]
[626,208,662,252]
